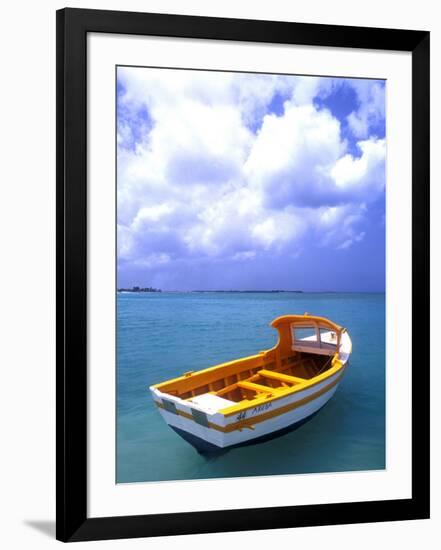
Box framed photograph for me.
[56,8,430,542]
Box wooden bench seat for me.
[258,369,305,385]
[237,381,273,393]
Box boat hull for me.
[170,408,323,453]
[152,366,345,452]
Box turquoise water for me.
[116,292,385,483]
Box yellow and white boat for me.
[150,314,352,452]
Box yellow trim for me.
[220,361,343,417]
[237,381,274,394]
[228,371,345,431]
[152,353,264,392]
[271,314,342,332]
[258,369,305,385]
[152,316,345,394]
[155,369,346,433]
[151,314,349,419]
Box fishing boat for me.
[150,314,352,453]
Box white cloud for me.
[331,138,386,196]
[232,251,256,261]
[244,102,344,208]
[131,253,171,268]
[116,68,385,273]
[337,231,366,250]
[346,80,385,138]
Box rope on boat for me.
[315,354,334,376]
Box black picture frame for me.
[56,7,430,542]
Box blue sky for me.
[117,68,385,292]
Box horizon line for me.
[117,288,386,293]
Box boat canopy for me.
[271,314,344,356]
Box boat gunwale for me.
[219,329,352,416]
[151,352,265,392]
[152,367,347,433]
[150,319,352,418]
[150,334,351,418]
[218,357,346,417]
[151,360,344,417]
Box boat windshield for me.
[291,323,339,355]
[292,326,317,343]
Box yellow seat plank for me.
[258,369,305,385]
[237,381,272,393]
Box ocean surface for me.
[116,292,385,483]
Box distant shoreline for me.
[117,286,161,293]
[117,289,385,294]
[190,289,303,293]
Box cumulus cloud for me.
[346,80,385,138]
[244,103,344,208]
[116,68,386,287]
